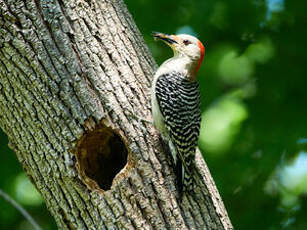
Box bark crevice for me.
[75,120,129,191]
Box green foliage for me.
[0,133,56,230]
[1,0,307,229]
[127,0,307,229]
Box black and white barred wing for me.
[155,72,201,172]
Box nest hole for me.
[76,125,128,190]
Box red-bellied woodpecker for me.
[152,32,205,192]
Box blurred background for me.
[1,0,307,229]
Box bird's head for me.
[153,32,205,77]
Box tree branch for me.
[0,0,233,229]
[0,189,42,230]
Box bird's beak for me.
[152,32,178,45]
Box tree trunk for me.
[0,0,233,229]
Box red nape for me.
[195,40,205,75]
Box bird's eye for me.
[183,39,191,45]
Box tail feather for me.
[180,148,196,192]
[175,160,183,193]
[182,169,194,192]
[168,139,196,193]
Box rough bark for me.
[0,0,233,229]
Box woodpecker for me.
[151,32,205,192]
